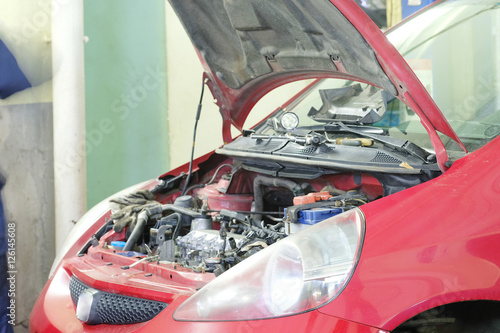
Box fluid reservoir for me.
[194,180,253,212]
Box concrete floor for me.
[13,320,28,333]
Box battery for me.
[298,207,343,225]
[286,207,343,234]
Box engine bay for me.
[83,78,447,277]
[90,155,437,277]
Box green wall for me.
[84,0,169,208]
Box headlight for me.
[174,208,365,321]
[49,180,153,277]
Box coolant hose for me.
[252,175,305,223]
[123,211,148,251]
[123,204,200,251]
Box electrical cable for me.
[206,164,233,185]
[183,164,233,195]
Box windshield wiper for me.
[323,123,387,135]
[325,122,432,162]
[249,133,325,146]
[247,123,433,163]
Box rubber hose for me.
[252,175,304,223]
[171,213,184,240]
[123,211,148,251]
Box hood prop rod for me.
[181,76,207,196]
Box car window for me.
[254,78,435,154]
[388,0,500,153]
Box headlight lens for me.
[174,208,365,321]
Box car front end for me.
[31,0,500,332]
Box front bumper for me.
[30,266,387,333]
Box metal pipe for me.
[52,0,87,251]
[161,204,199,217]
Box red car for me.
[30,0,500,332]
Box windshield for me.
[254,78,435,153]
[254,0,500,157]
[388,0,500,153]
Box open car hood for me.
[169,0,466,169]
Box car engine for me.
[105,158,425,276]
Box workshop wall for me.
[84,0,170,208]
[0,0,54,330]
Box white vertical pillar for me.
[52,0,87,251]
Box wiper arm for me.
[250,133,325,146]
[324,123,387,135]
[325,122,432,162]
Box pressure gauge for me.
[280,112,299,131]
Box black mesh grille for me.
[95,291,167,324]
[69,275,87,305]
[69,276,167,325]
[370,151,402,164]
[300,147,317,155]
[299,146,333,155]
